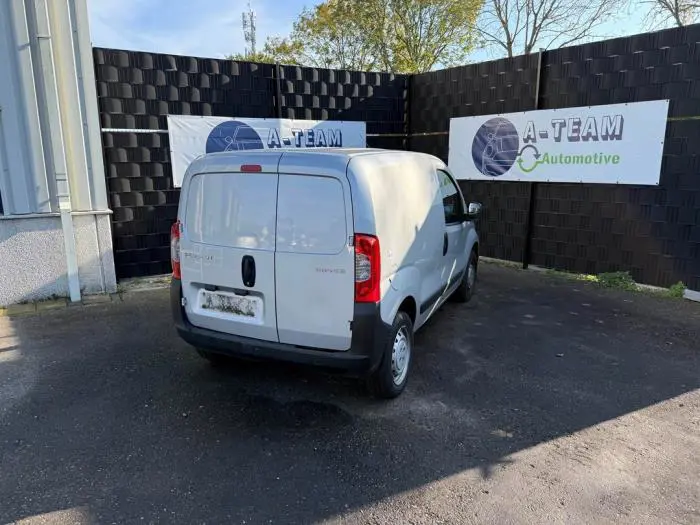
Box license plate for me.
[198,290,262,321]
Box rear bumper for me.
[171,279,388,375]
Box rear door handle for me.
[241,255,256,288]
[443,232,448,256]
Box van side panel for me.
[348,153,444,329]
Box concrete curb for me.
[480,256,699,302]
[36,299,68,311]
[1,303,38,316]
[479,256,522,269]
[118,274,171,293]
[0,275,174,317]
[0,293,124,317]
[684,289,700,303]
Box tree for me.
[227,37,303,64]
[228,2,377,69]
[229,0,483,73]
[478,0,627,57]
[641,0,700,27]
[286,1,379,70]
[362,0,483,72]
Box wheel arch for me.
[397,295,417,326]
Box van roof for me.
[203,147,391,159]
[186,148,445,181]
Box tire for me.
[453,250,478,303]
[367,311,413,399]
[196,347,229,367]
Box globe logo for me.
[471,117,520,177]
[206,121,264,153]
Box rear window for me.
[185,172,277,250]
[276,175,347,255]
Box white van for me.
[171,149,481,397]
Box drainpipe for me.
[29,0,81,301]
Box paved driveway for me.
[1,264,698,524]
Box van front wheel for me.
[368,311,413,399]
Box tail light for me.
[171,220,181,279]
[354,234,380,303]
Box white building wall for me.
[73,213,117,294]
[0,0,52,214]
[0,217,68,304]
[0,0,116,306]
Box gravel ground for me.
[0,264,698,524]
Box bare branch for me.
[641,0,700,27]
[478,0,628,56]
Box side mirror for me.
[466,202,482,220]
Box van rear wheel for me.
[453,250,477,303]
[367,311,413,399]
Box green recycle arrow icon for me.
[516,145,542,173]
[517,156,540,173]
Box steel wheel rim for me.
[391,326,411,386]
[467,262,476,289]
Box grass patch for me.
[546,269,639,291]
[596,271,637,291]
[544,268,600,284]
[491,260,689,300]
[543,269,687,299]
[666,281,686,298]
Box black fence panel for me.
[96,24,700,288]
[409,54,540,134]
[278,65,408,138]
[409,54,540,264]
[94,48,408,278]
[532,25,700,288]
[409,24,700,290]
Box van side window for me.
[437,170,464,224]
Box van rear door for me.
[180,155,280,342]
[275,161,355,350]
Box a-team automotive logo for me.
[206,121,264,153]
[471,113,625,177]
[471,118,520,177]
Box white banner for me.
[167,115,366,187]
[449,100,669,185]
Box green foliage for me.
[596,271,637,291]
[667,281,686,298]
[230,0,483,73]
[541,269,688,299]
[372,0,483,72]
[290,1,378,70]
[226,37,303,65]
